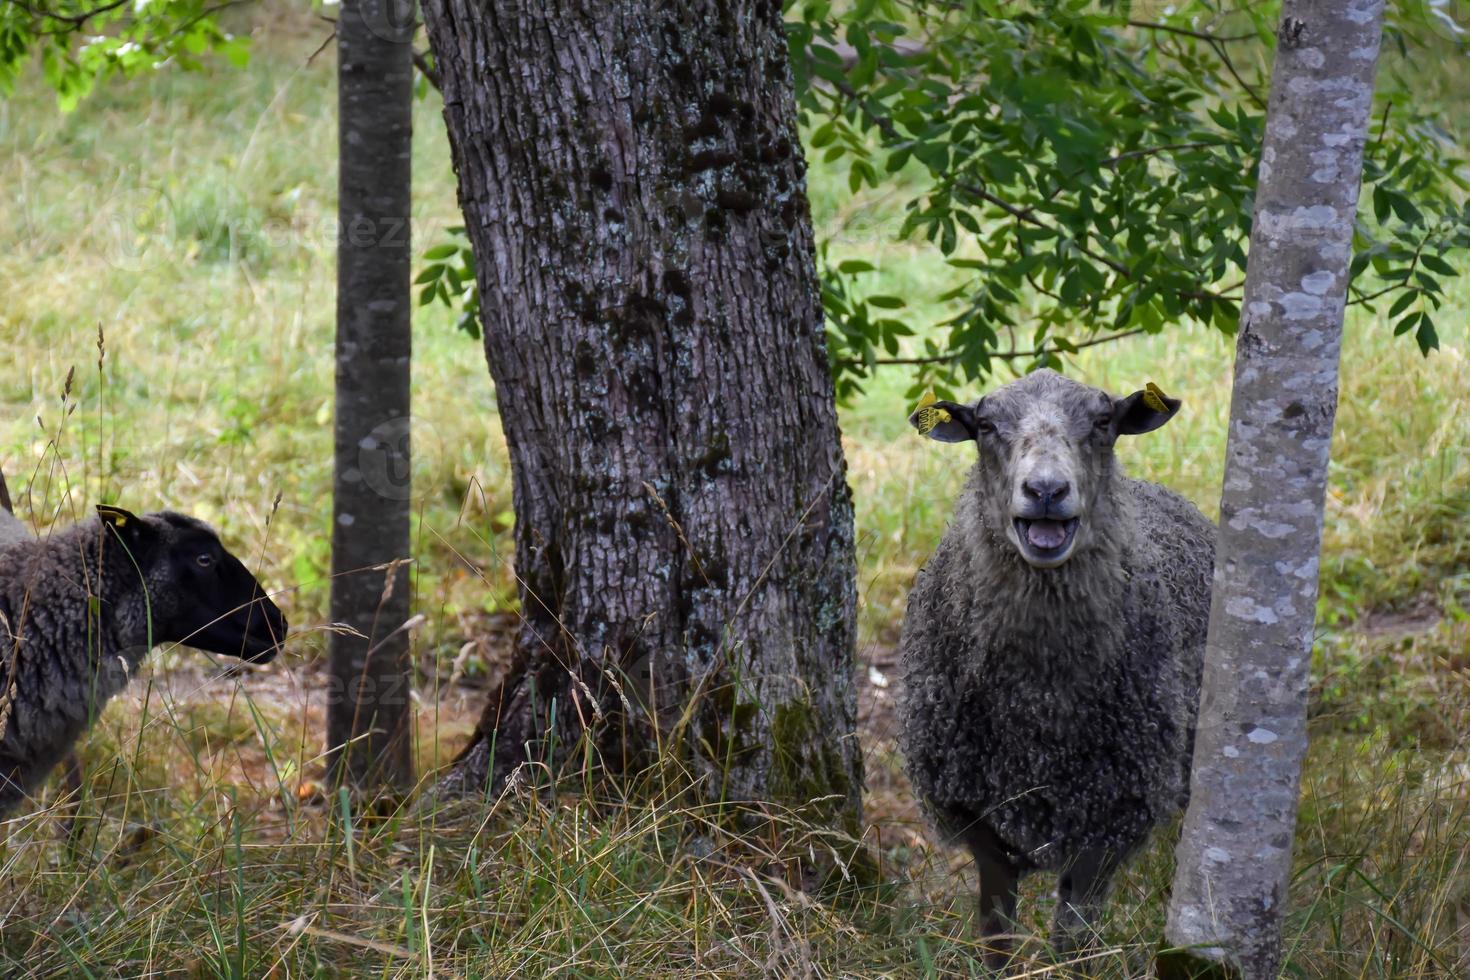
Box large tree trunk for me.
[327,0,416,792]
[1162,1,1385,976]
[422,1,860,824]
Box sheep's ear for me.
[909,394,978,443]
[1115,382,1181,435]
[97,504,147,545]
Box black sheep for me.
[0,505,287,818]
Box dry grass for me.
[1,9,1469,978]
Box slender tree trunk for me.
[327,0,416,792]
[421,1,861,824]
[1163,1,1385,975]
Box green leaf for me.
[1372,184,1391,225]
[1388,190,1424,227]
[1387,289,1418,319]
[1420,253,1456,276]
[788,0,1464,403]
[1415,314,1439,355]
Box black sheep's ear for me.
[1115,382,1181,436]
[97,504,148,547]
[909,392,979,443]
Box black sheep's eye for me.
[1094,414,1113,432]
[196,554,214,569]
[974,418,997,436]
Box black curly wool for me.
[0,518,162,817]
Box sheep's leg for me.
[963,823,1020,971]
[1052,847,1120,956]
[58,751,85,846]
[0,759,27,821]
[0,780,22,819]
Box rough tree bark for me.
[327,0,416,791]
[421,1,861,824]
[1162,1,1385,976]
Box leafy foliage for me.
[1,0,251,111]
[785,0,1470,401]
[9,1,1467,401]
[416,1,1468,401]
[415,226,480,339]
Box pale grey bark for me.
[1164,1,1385,976]
[327,0,416,791]
[421,1,861,824]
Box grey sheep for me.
[899,369,1214,965]
[0,505,287,819]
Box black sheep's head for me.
[98,505,288,663]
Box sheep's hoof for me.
[978,932,1019,974]
[1050,927,1093,956]
[981,947,1012,974]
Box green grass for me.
[2,10,1469,978]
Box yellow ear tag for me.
[912,389,951,436]
[1143,382,1172,415]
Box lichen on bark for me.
[1164,0,1386,974]
[421,0,862,826]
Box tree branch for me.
[1011,141,1226,223]
[1127,18,1267,108]
[1098,141,1224,167]
[1347,233,1427,306]
[12,0,130,30]
[1126,20,1258,43]
[820,74,1235,303]
[413,50,441,92]
[954,178,1165,288]
[1206,36,1267,109]
[166,0,250,41]
[306,24,336,67]
[841,328,1148,367]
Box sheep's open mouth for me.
[1013,517,1080,566]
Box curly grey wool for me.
[898,370,1215,961]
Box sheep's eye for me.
[974,418,997,436]
[1094,414,1113,432]
[196,554,214,569]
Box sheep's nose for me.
[1022,477,1070,507]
